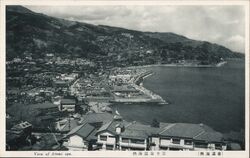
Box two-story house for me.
[59,98,76,112]
[96,115,159,151]
[79,112,114,129]
[150,123,227,151]
[63,123,97,151]
[118,122,159,151]
[95,115,127,150]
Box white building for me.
[63,123,97,151]
[60,113,227,151]
[59,98,76,112]
[118,123,158,151]
[96,115,159,151]
[150,123,227,151]
[95,116,124,150]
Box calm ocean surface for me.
[112,60,245,133]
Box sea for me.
[111,60,245,134]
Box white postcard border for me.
[0,0,249,158]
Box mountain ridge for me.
[6,5,244,66]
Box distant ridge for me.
[6,5,244,65]
[6,5,34,14]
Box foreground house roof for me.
[158,123,223,142]
[121,122,160,139]
[65,123,97,141]
[194,131,223,142]
[96,119,130,135]
[97,119,159,139]
[56,118,79,132]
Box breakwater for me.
[113,70,168,104]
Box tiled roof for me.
[58,119,79,132]
[121,122,160,139]
[80,113,114,125]
[61,99,76,104]
[96,121,113,133]
[121,128,148,139]
[159,123,223,142]
[194,131,223,142]
[11,121,32,130]
[96,119,130,135]
[159,122,173,128]
[159,123,205,138]
[66,123,96,141]
[97,120,160,139]
[33,102,58,109]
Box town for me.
[5,5,245,152]
[6,55,230,151]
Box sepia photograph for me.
[1,0,249,157]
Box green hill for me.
[6,6,244,66]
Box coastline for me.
[130,71,167,104]
[110,69,167,104]
[111,60,244,130]
[128,61,228,69]
[216,61,227,67]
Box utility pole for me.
[68,116,71,131]
[48,126,59,146]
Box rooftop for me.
[80,113,114,125]
[158,123,223,142]
[112,85,138,92]
[56,118,79,132]
[32,102,58,109]
[61,99,76,104]
[65,123,97,141]
[194,131,223,142]
[96,119,130,135]
[11,121,32,130]
[97,119,159,139]
[121,122,159,139]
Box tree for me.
[151,118,160,128]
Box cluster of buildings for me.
[108,68,166,103]
[6,101,228,151]
[6,57,230,151]
[60,113,227,151]
[53,73,79,95]
[53,57,95,67]
[94,32,161,67]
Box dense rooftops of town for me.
[6,56,241,151]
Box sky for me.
[25,5,245,53]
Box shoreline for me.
[114,60,229,104]
[130,71,167,104]
[110,69,167,104]
[128,61,228,69]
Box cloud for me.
[25,5,245,53]
[225,35,245,53]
